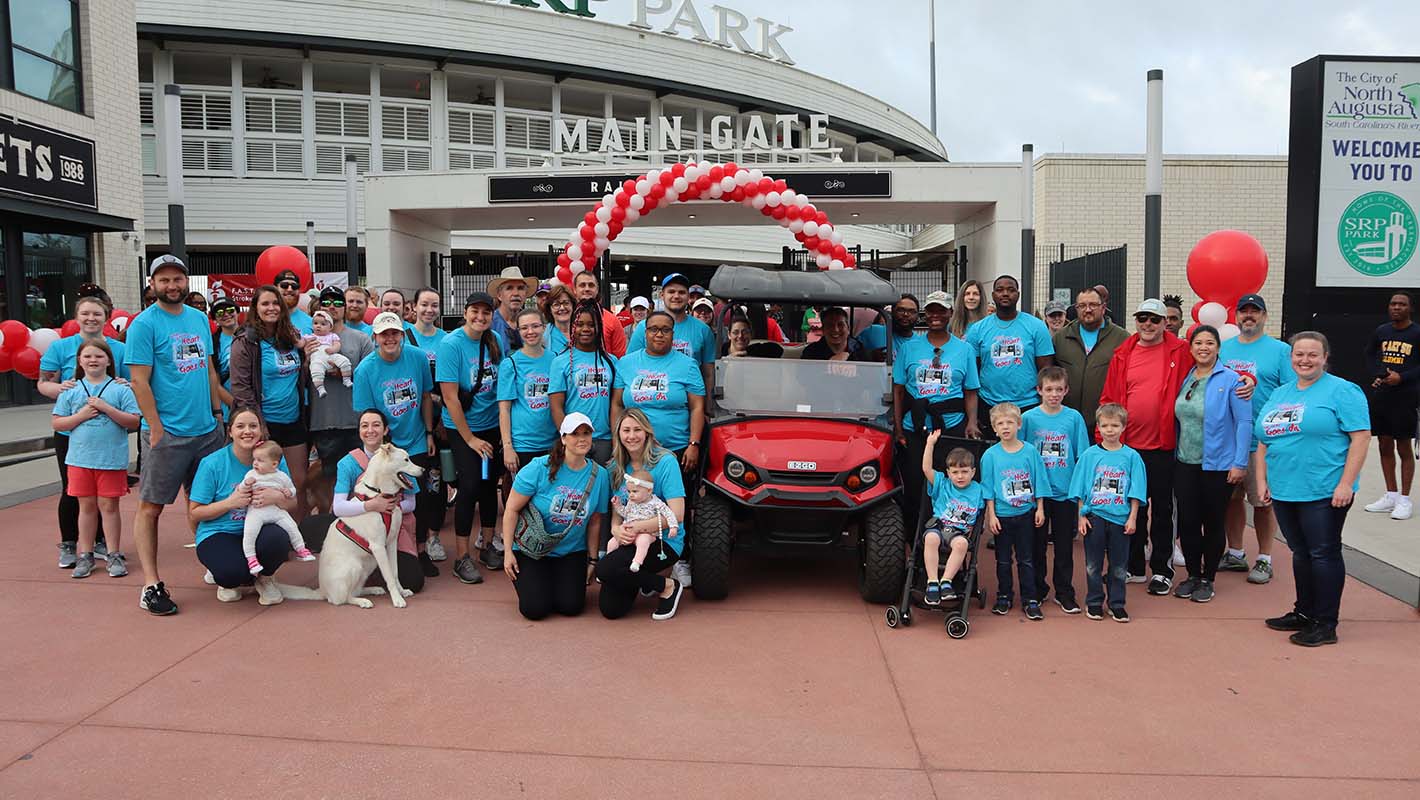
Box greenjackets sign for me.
[1317,61,1420,285]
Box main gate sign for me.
[490,170,890,203]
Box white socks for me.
[1256,553,1272,565]
[1227,548,1246,559]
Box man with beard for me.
[964,275,1055,425]
[1052,286,1127,437]
[488,267,537,352]
[344,285,372,334]
[274,269,313,334]
[571,271,628,357]
[125,255,228,616]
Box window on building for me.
[3,0,82,111]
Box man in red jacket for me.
[1099,298,1191,595]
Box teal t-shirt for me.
[1021,405,1089,499]
[964,313,1055,406]
[893,335,980,431]
[189,445,291,545]
[1069,444,1148,525]
[1173,373,1208,465]
[351,346,434,455]
[435,329,504,432]
[41,335,129,438]
[123,304,216,438]
[1220,335,1295,451]
[1079,325,1100,354]
[627,315,716,365]
[544,324,570,357]
[928,478,986,531]
[216,331,235,421]
[979,441,1049,517]
[259,340,303,424]
[549,348,619,440]
[333,450,420,498]
[52,379,138,470]
[1255,373,1369,502]
[611,454,687,556]
[511,456,610,557]
[497,348,557,453]
[614,349,706,450]
[289,308,313,335]
[347,320,372,335]
[408,326,446,372]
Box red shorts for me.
[67,466,129,499]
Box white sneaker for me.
[1125,573,1148,584]
[254,576,284,606]
[1365,493,1398,513]
[203,569,216,585]
[1171,545,1186,568]
[671,559,693,588]
[1391,497,1413,520]
[216,586,242,603]
[426,534,447,561]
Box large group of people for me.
[43,255,1395,647]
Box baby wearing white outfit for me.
[306,310,353,397]
[610,469,679,573]
[242,441,316,574]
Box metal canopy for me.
[708,265,899,306]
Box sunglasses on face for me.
[213,308,236,317]
[277,281,299,291]
[320,298,346,308]
[1135,314,1163,325]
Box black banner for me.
[489,169,892,203]
[0,116,98,210]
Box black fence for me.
[1040,244,1128,321]
[430,249,557,329]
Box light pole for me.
[928,0,938,138]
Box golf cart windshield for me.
[717,357,890,419]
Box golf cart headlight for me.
[726,458,747,479]
[859,464,879,484]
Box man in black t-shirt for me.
[1362,292,1420,520]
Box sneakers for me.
[216,586,242,603]
[203,569,216,585]
[991,596,1011,615]
[940,580,958,602]
[1290,623,1338,647]
[254,575,284,605]
[1364,492,1397,513]
[1171,544,1186,568]
[1191,580,1215,603]
[419,551,440,578]
[1024,601,1044,621]
[93,540,109,562]
[1086,605,1104,620]
[1247,560,1273,585]
[247,555,264,575]
[71,553,95,579]
[652,579,684,620]
[925,581,942,605]
[106,552,128,578]
[1054,595,1081,614]
[1265,611,1311,631]
[453,555,484,584]
[1174,577,1198,599]
[1110,607,1131,623]
[426,534,447,561]
[1125,572,1148,584]
[294,547,316,562]
[672,559,693,587]
[1146,575,1172,596]
[58,541,77,569]
[140,582,178,616]
[1391,497,1413,520]
[1219,552,1249,572]
[479,546,504,571]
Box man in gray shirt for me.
[307,286,375,512]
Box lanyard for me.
[81,378,114,400]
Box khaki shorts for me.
[1232,451,1270,508]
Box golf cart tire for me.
[860,502,906,604]
[690,492,733,601]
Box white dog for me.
[279,443,423,609]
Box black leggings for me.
[196,525,291,588]
[412,451,445,545]
[1174,460,1230,581]
[54,436,104,545]
[596,542,677,619]
[374,551,425,595]
[511,551,587,620]
[448,426,504,538]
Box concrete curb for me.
[0,481,61,511]
[1343,544,1420,609]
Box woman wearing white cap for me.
[502,412,610,620]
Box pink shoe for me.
[294,547,316,562]
[246,555,263,575]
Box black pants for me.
[596,541,677,619]
[412,451,445,546]
[994,511,1037,603]
[1174,461,1230,581]
[196,525,290,588]
[511,551,588,620]
[1130,448,1176,580]
[54,436,104,545]
[978,401,1036,441]
[1033,498,1077,602]
[515,450,548,473]
[372,551,425,595]
[448,427,503,538]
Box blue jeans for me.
[1083,515,1129,611]
[994,511,1037,603]
[1273,498,1351,627]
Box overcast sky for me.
[586,0,1419,161]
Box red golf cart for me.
[690,265,905,602]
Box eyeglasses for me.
[1076,302,1102,310]
[277,281,300,291]
[646,325,674,335]
[932,346,942,368]
[1185,379,1201,401]
[320,298,345,308]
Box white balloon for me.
[663,188,679,203]
[778,215,793,227]
[734,170,752,186]
[594,237,610,251]
[829,259,845,270]
[803,221,819,237]
[1218,323,1241,341]
[818,223,834,238]
[789,219,805,233]
[707,183,724,199]
[646,169,662,185]
[595,206,612,223]
[829,229,844,245]
[719,176,736,193]
[594,222,610,238]
[794,193,810,207]
[684,166,701,183]
[781,189,797,206]
[571,261,586,274]
[635,179,652,196]
[110,316,131,333]
[816,253,832,268]
[748,168,764,182]
[625,207,641,222]
[1198,301,1228,327]
[28,327,60,356]
[602,194,615,208]
[628,193,645,210]
[765,191,782,208]
[751,194,767,210]
[571,244,586,260]
[672,177,688,194]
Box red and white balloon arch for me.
[554,161,857,285]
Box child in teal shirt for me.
[921,430,986,605]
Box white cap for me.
[371,311,404,334]
[629,296,651,310]
[692,297,715,311]
[1134,298,1167,317]
[923,291,952,311]
[559,411,595,435]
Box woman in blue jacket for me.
[1172,325,1251,604]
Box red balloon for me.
[0,348,11,373]
[803,236,819,250]
[730,187,745,202]
[785,205,802,221]
[649,183,667,199]
[1190,300,1207,324]
[1186,230,1268,306]
[209,320,219,334]
[770,205,787,220]
[579,225,595,241]
[254,245,311,291]
[103,323,119,339]
[584,211,598,227]
[843,253,856,268]
[794,231,807,243]
[622,179,637,195]
[557,266,574,285]
[817,240,834,255]
[59,319,81,337]
[682,186,700,201]
[759,203,774,216]
[610,206,626,222]
[658,172,675,188]
[364,306,378,324]
[773,179,788,193]
[557,253,572,269]
[757,178,774,194]
[815,211,828,225]
[615,192,631,208]
[0,319,30,352]
[708,165,724,182]
[670,162,687,177]
[832,244,847,260]
[13,347,41,380]
[723,162,739,175]
[643,195,660,211]
[695,175,712,191]
[608,221,624,237]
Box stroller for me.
[884,435,987,639]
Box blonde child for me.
[241,440,315,574]
[609,468,679,573]
[921,432,986,604]
[979,402,1049,620]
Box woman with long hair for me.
[329,408,425,595]
[550,300,620,464]
[949,279,988,339]
[230,285,309,519]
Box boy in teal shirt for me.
[980,402,1049,619]
[1070,403,1148,622]
[921,430,987,604]
[1021,366,1089,613]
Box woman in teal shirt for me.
[550,302,619,464]
[612,310,706,465]
[230,285,308,517]
[1255,331,1370,647]
[498,308,558,472]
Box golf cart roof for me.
[707,265,898,307]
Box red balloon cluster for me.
[1186,230,1268,325]
[0,320,38,379]
[555,161,856,285]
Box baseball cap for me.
[692,297,715,312]
[689,284,707,295]
[661,273,691,289]
[149,254,188,276]
[1236,293,1266,312]
[371,311,404,334]
[629,296,651,310]
[923,291,952,311]
[209,297,238,316]
[1044,300,1068,316]
[559,411,595,435]
[1133,298,1167,318]
[464,291,496,309]
[536,282,553,295]
[319,286,345,303]
[274,269,301,286]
